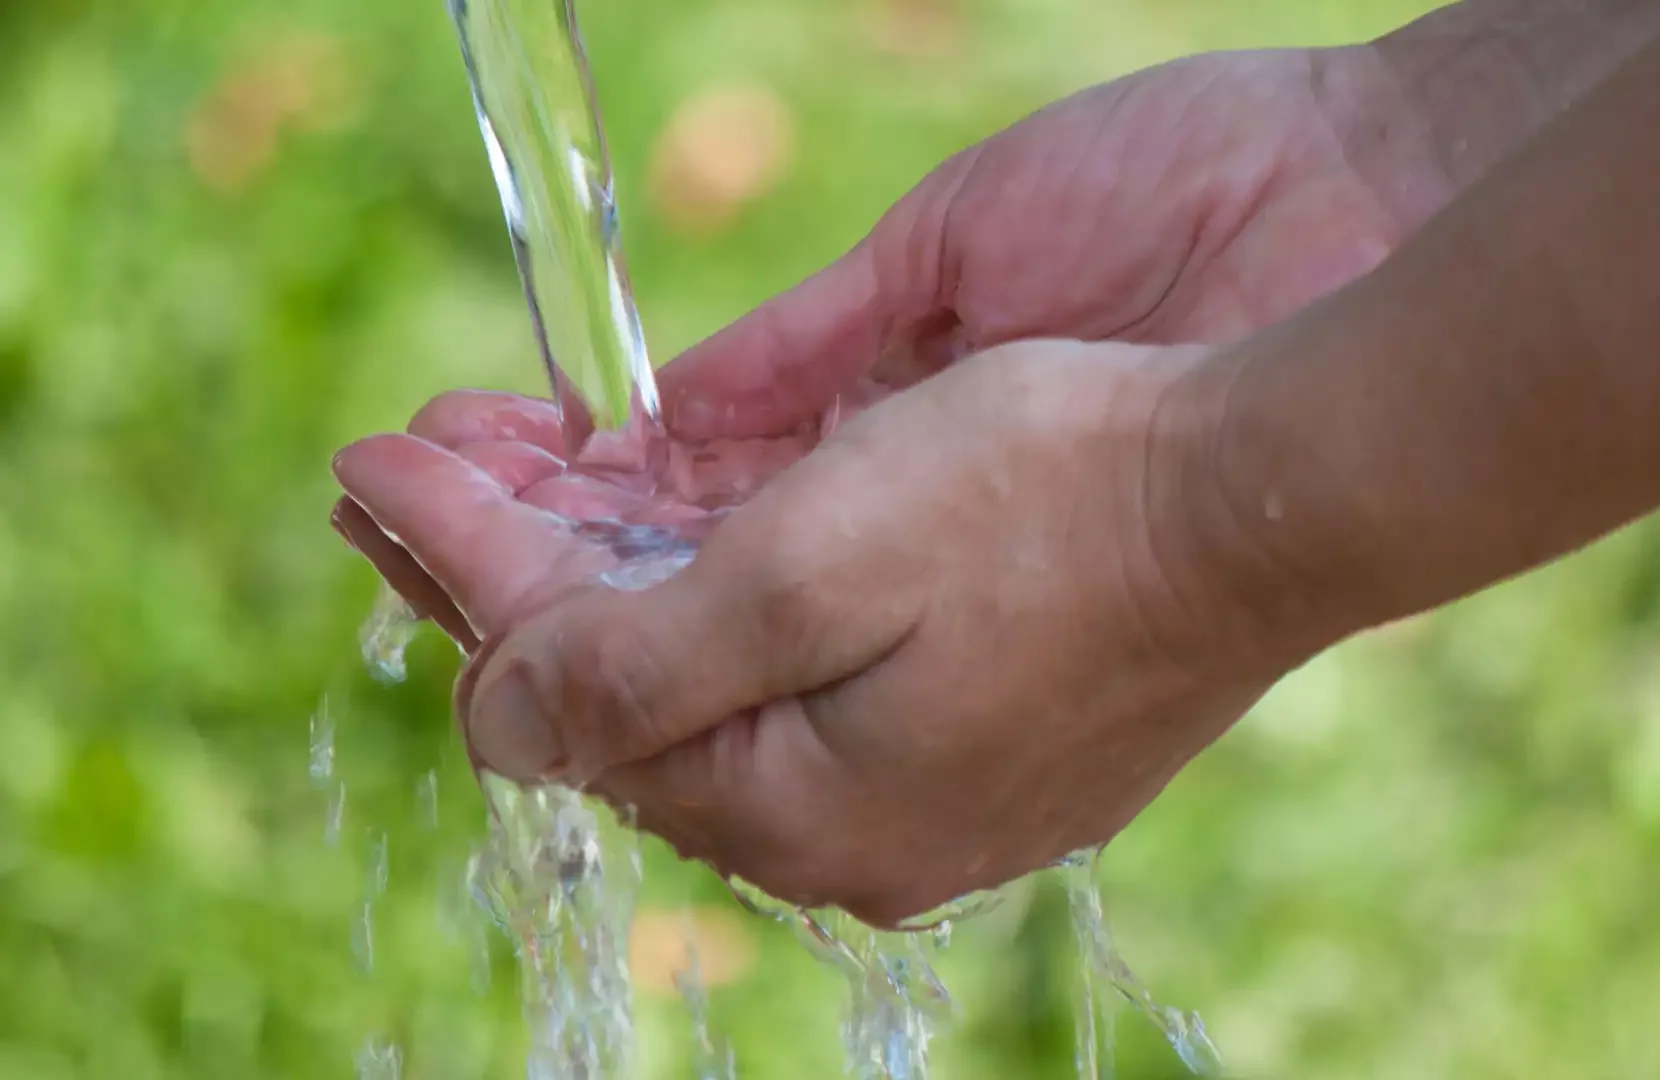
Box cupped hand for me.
[414,341,1349,926]
[330,390,822,653]
[334,44,1441,650]
[654,45,1448,442]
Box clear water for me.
[313,675,407,1079]
[1059,852,1222,1077]
[446,0,655,435]
[359,588,419,685]
[468,776,641,1080]
[355,1037,404,1080]
[674,943,737,1080]
[725,880,969,1080]
[331,2,1224,1077]
[308,698,347,847]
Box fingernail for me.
[466,661,564,783]
[328,506,351,545]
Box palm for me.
[926,50,1434,344]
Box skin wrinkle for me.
[1108,66,1302,342]
[1131,367,1212,667]
[1089,76,1202,341]
[1041,94,1123,329]
[896,139,985,371]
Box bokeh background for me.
[7,0,1660,1077]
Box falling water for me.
[447,0,655,435]
[354,1038,404,1080]
[360,588,419,685]
[1059,852,1222,1077]
[437,0,977,1071]
[467,776,641,1080]
[309,698,347,847]
[675,943,737,1080]
[331,2,1224,1077]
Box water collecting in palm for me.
[339,1,1224,1076]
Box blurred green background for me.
[6,0,1660,1077]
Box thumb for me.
[458,472,920,784]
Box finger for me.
[460,454,923,784]
[333,433,613,635]
[657,240,897,441]
[331,497,479,649]
[452,440,568,495]
[329,441,564,650]
[407,388,575,458]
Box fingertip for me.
[328,498,353,545]
[332,432,431,490]
[334,433,510,512]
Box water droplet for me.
[1060,850,1221,1078]
[355,1035,402,1080]
[367,830,389,897]
[417,769,439,830]
[675,943,737,1080]
[309,699,335,783]
[351,900,375,974]
[359,586,417,684]
[323,781,346,848]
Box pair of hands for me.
[333,47,1443,924]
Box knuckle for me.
[728,533,836,654]
[564,608,679,763]
[751,561,820,644]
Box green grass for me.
[5,1,1660,1077]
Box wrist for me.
[1201,30,1660,646]
[1371,0,1660,192]
[1135,343,1370,665]
[1184,312,1415,643]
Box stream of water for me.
[327,1,1224,1077]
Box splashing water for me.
[309,698,348,847]
[355,1037,404,1080]
[1059,852,1222,1077]
[675,942,737,1080]
[353,829,391,974]
[727,880,981,1079]
[468,775,640,1080]
[360,587,420,684]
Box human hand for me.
[652,46,1451,441]
[333,45,1441,644]
[380,340,1356,926]
[330,389,821,653]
